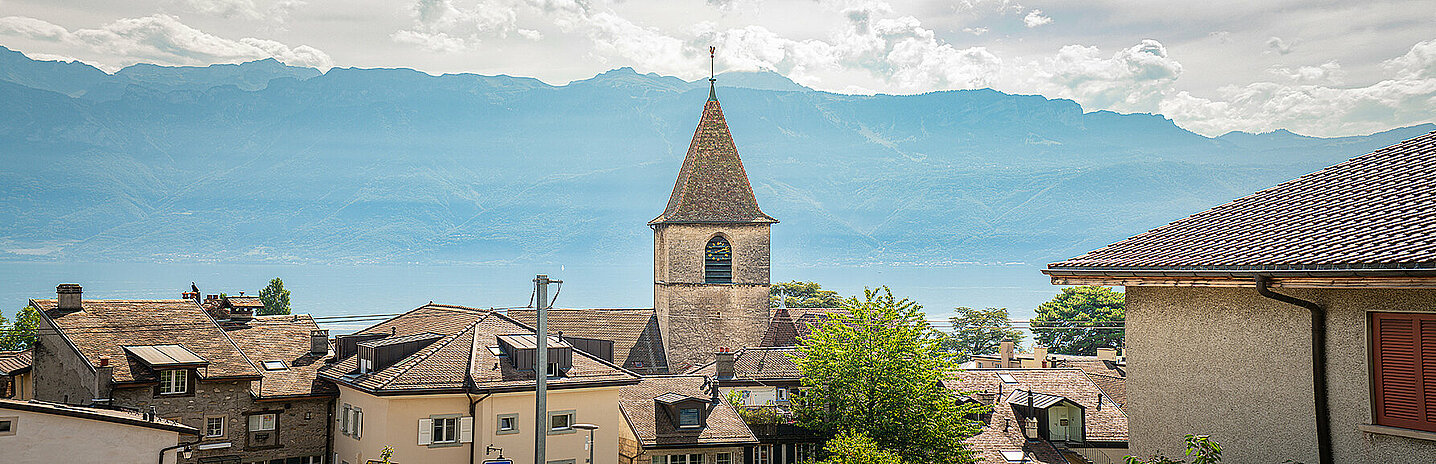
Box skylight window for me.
[1000,450,1027,463]
[998,373,1018,384]
[262,360,287,371]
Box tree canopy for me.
[1031,286,1125,355]
[259,278,292,316]
[814,431,906,464]
[770,281,842,308]
[944,306,1025,361]
[794,286,981,463]
[0,306,41,351]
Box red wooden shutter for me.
[1372,312,1436,432]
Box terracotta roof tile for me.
[221,315,336,398]
[651,99,776,225]
[618,375,758,447]
[32,299,260,383]
[1050,132,1436,271]
[0,350,31,375]
[689,346,802,383]
[947,369,1128,444]
[507,308,667,372]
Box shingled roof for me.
[0,350,31,375]
[688,346,802,383]
[1048,132,1436,273]
[319,305,640,395]
[221,315,336,399]
[650,97,776,225]
[507,308,667,373]
[946,368,1128,444]
[32,299,261,383]
[618,375,758,448]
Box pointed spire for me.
[707,45,718,102]
[650,48,775,226]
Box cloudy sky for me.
[2,0,1433,137]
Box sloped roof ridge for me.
[373,321,481,391]
[493,310,643,378]
[650,98,776,225]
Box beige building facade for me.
[0,397,198,464]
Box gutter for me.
[1255,275,1333,464]
[467,390,492,464]
[1043,267,1436,278]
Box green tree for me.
[258,278,292,316]
[1031,286,1124,355]
[771,281,842,308]
[812,431,905,464]
[1124,434,1222,464]
[794,286,981,463]
[0,306,41,350]
[943,306,1025,361]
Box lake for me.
[0,261,1066,333]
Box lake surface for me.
[0,261,1064,333]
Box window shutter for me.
[418,418,433,445]
[1373,312,1436,432]
[355,410,363,438]
[459,416,474,443]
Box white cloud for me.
[391,0,540,52]
[1265,36,1294,55]
[1267,61,1344,84]
[962,27,988,36]
[1002,39,1181,112]
[0,14,332,70]
[175,0,306,23]
[1384,38,1436,80]
[1023,9,1052,28]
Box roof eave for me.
[1043,266,1436,288]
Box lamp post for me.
[573,423,599,464]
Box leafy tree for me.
[1031,286,1124,355]
[794,286,981,463]
[771,281,842,308]
[1124,434,1222,464]
[943,306,1025,361]
[0,306,41,350]
[258,278,292,316]
[812,431,905,464]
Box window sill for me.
[428,441,463,448]
[496,429,519,435]
[1358,423,1436,442]
[547,428,576,435]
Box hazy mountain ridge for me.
[1,46,1431,266]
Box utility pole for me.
[533,274,560,464]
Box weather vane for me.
[708,46,717,101]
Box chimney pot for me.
[98,356,110,367]
[715,348,735,379]
[311,330,329,356]
[1033,345,1048,368]
[57,283,83,311]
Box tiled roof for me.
[0,349,31,375]
[507,308,667,372]
[221,315,337,399]
[225,296,264,308]
[320,305,640,394]
[946,369,1127,443]
[1087,373,1127,409]
[618,375,758,447]
[650,98,776,225]
[688,346,802,381]
[791,309,845,340]
[1050,132,1436,271]
[32,299,260,383]
[0,398,197,434]
[759,307,798,347]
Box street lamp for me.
[573,423,600,464]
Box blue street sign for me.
[484,460,514,464]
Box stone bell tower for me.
[651,49,777,371]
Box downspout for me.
[1255,275,1333,464]
[325,397,337,464]
[158,433,202,464]
[468,390,493,464]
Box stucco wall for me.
[32,314,98,404]
[335,386,623,464]
[1127,286,1436,464]
[0,406,185,464]
[113,381,331,463]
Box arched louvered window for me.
[704,236,733,283]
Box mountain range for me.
[1,45,1431,267]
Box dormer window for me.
[678,408,701,427]
[655,392,709,430]
[547,362,562,378]
[159,369,188,394]
[496,334,573,374]
[355,332,444,375]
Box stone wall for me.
[113,381,331,463]
[653,223,772,372]
[31,314,97,404]
[1126,286,1436,464]
[653,223,771,284]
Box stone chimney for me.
[311,330,329,356]
[999,339,1014,368]
[715,347,735,379]
[1096,347,1117,361]
[57,283,83,311]
[1033,345,1048,368]
[95,356,114,402]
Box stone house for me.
[617,375,757,464]
[0,349,31,399]
[1,397,199,463]
[29,284,334,464]
[946,368,1128,464]
[1044,132,1436,463]
[687,347,821,464]
[317,303,641,464]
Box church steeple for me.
[650,48,776,226]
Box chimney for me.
[57,283,83,311]
[715,347,735,379]
[95,356,114,402]
[1096,347,1117,361]
[999,339,1014,368]
[311,330,329,356]
[1033,345,1048,368]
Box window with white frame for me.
[776,388,788,402]
[547,362,562,377]
[432,416,458,444]
[796,443,817,462]
[753,445,771,464]
[340,404,351,436]
[205,416,225,438]
[652,454,703,464]
[248,413,276,432]
[715,452,731,464]
[418,416,472,446]
[548,410,574,434]
[159,369,187,394]
[351,407,362,438]
[497,414,518,434]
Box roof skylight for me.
[261,360,287,371]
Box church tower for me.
[651,52,777,371]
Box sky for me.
[1,0,1434,137]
